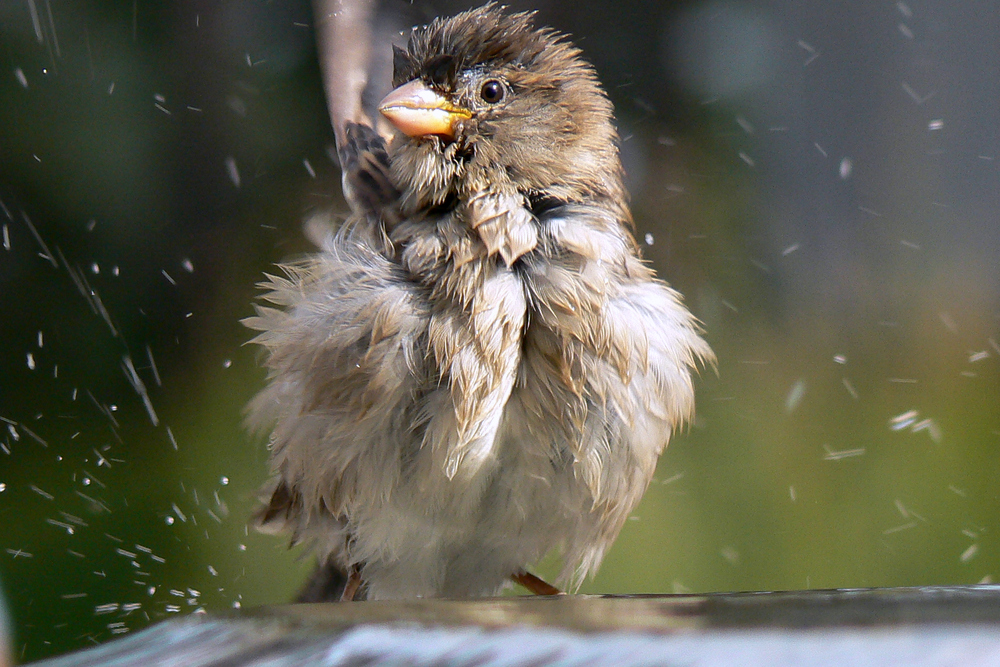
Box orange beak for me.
[378,79,471,139]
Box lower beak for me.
[378,79,471,139]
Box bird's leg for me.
[340,564,363,602]
[511,569,563,596]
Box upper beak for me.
[378,79,471,139]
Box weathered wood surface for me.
[31,586,1000,666]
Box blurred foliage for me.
[0,0,998,662]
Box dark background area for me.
[1,0,998,662]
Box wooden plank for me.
[30,586,1000,666]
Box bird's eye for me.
[479,80,505,104]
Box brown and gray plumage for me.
[245,4,714,600]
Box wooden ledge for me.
[32,586,1000,666]
[264,585,1000,630]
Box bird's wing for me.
[513,204,715,586]
[338,121,399,218]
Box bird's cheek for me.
[452,117,478,143]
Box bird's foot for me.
[341,564,363,601]
[511,570,564,596]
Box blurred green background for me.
[1,0,998,662]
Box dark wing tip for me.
[253,481,302,531]
[339,121,400,217]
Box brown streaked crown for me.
[393,6,552,90]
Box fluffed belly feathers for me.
[245,206,712,599]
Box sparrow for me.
[245,3,714,601]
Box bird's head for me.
[380,4,627,217]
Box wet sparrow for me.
[246,3,713,601]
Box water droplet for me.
[839,157,852,179]
[165,516,175,525]
[220,476,229,485]
[785,379,806,413]
[225,156,241,187]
